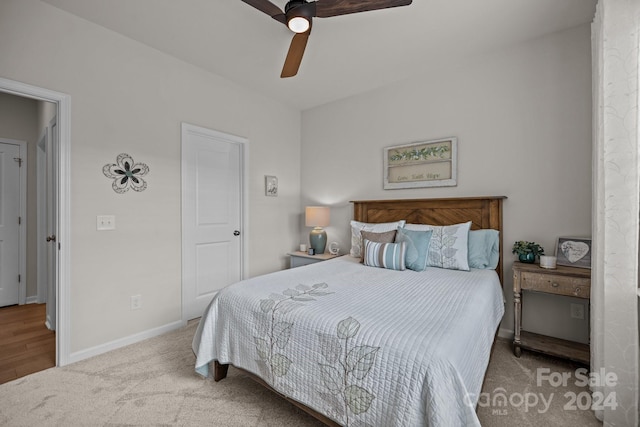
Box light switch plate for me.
[131,295,142,310]
[97,215,116,230]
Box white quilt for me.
[193,256,504,426]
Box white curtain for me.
[592,0,640,425]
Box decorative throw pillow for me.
[404,221,472,271]
[363,240,406,271]
[359,230,397,262]
[350,220,406,258]
[468,229,500,269]
[394,228,433,272]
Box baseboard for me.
[67,319,187,365]
[25,296,39,304]
[498,327,514,340]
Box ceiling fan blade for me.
[281,29,311,78]
[241,0,286,24]
[314,0,412,18]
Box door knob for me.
[46,234,57,242]
[233,230,240,236]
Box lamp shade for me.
[305,206,330,227]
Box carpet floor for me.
[0,320,602,426]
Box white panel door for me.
[182,123,244,321]
[0,142,21,307]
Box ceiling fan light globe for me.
[288,16,310,33]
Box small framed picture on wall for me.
[265,175,278,197]
[555,237,592,269]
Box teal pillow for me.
[363,240,406,271]
[394,228,433,272]
[468,229,500,269]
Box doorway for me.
[0,97,55,381]
[0,77,71,367]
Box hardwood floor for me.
[0,304,55,385]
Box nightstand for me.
[512,261,591,364]
[287,251,338,268]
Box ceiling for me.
[42,0,597,111]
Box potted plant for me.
[512,241,545,264]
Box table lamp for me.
[305,206,330,254]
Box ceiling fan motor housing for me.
[285,0,315,22]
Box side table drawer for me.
[290,256,319,268]
[521,272,590,299]
[288,252,339,268]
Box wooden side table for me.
[512,261,591,364]
[287,251,338,268]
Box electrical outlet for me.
[97,215,116,231]
[131,295,142,310]
[570,303,584,320]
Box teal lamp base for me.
[309,227,327,254]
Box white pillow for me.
[404,221,472,271]
[350,220,406,258]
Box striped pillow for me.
[359,229,397,263]
[350,220,406,258]
[363,240,406,271]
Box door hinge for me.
[18,216,21,225]
[13,157,22,167]
[18,274,21,283]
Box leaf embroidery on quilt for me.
[254,283,332,380]
[318,317,380,426]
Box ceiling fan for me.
[241,0,412,78]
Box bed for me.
[193,197,506,426]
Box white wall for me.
[301,24,592,341]
[0,0,301,354]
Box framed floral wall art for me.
[383,137,457,189]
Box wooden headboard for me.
[352,197,506,283]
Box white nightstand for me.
[287,251,339,268]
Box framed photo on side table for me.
[555,237,591,269]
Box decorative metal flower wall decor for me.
[103,153,149,193]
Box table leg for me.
[513,289,522,357]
